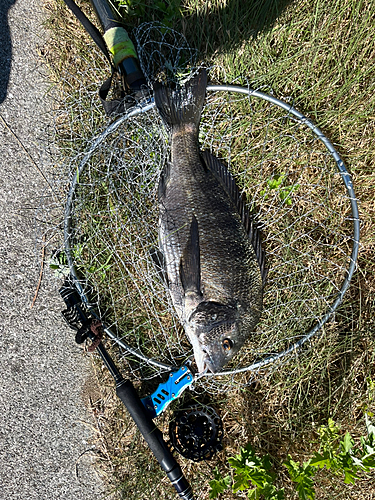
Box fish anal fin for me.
[158,161,171,200]
[201,149,267,285]
[179,215,201,296]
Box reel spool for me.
[169,404,224,462]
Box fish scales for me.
[154,69,264,373]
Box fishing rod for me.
[62,0,147,115]
[60,279,194,500]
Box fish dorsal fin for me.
[179,215,202,294]
[247,214,267,284]
[201,150,238,203]
[201,150,267,284]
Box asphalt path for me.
[0,1,106,498]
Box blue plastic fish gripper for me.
[141,365,194,418]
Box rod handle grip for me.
[116,380,194,499]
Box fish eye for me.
[222,338,233,352]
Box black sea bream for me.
[153,69,266,373]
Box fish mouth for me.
[203,359,219,374]
[191,329,231,374]
[192,342,217,374]
[188,323,229,374]
[198,347,220,374]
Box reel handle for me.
[116,379,194,500]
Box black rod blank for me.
[95,341,194,500]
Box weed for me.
[284,458,315,500]
[208,443,284,499]
[209,445,285,499]
[260,173,299,206]
[49,250,70,278]
[209,416,375,500]
[118,0,182,26]
[209,469,231,499]
[307,416,375,485]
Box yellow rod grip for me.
[103,26,138,67]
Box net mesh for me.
[38,23,358,393]
[134,22,198,85]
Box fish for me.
[153,68,266,373]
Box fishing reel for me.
[60,280,88,330]
[169,403,224,462]
[59,279,102,350]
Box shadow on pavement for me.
[0,0,17,105]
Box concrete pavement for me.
[0,0,107,498]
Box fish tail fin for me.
[153,69,207,128]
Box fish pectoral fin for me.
[179,214,201,296]
[150,247,169,286]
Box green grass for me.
[43,0,375,498]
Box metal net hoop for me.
[62,84,359,389]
